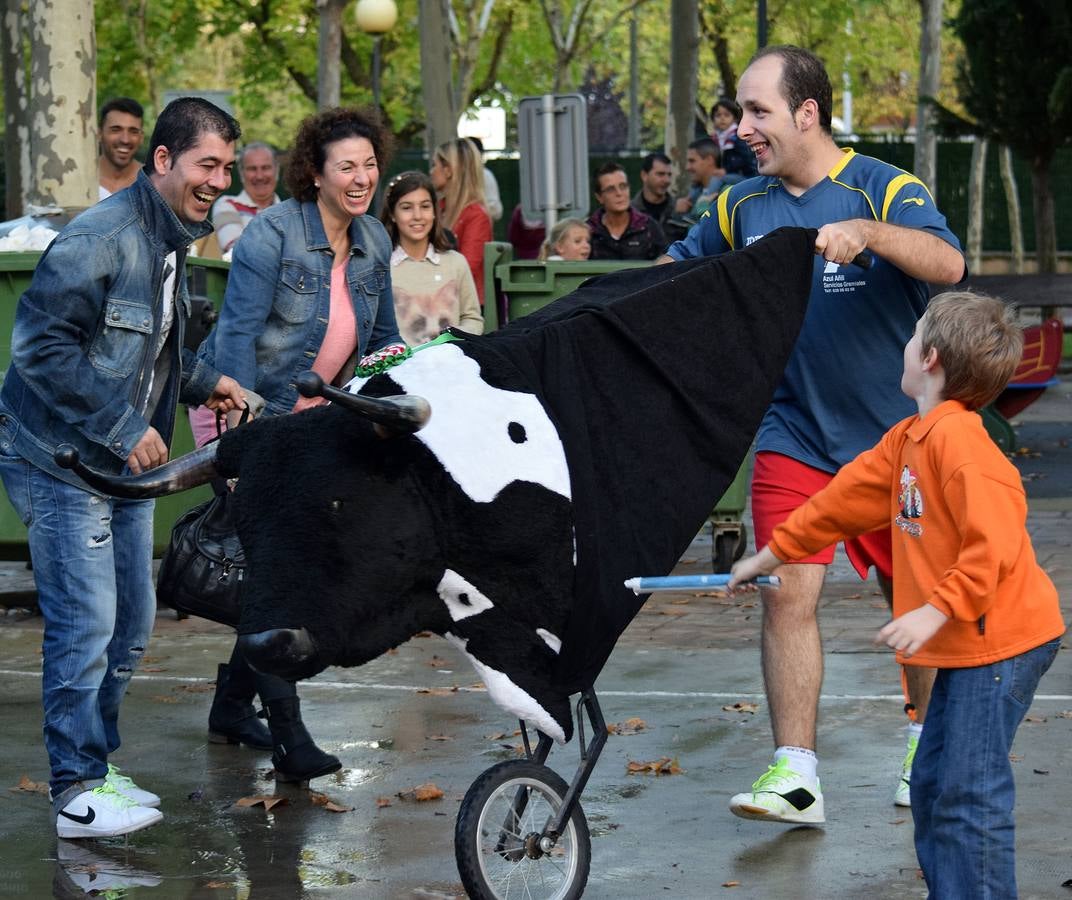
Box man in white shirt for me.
[211,142,281,253]
[97,98,144,200]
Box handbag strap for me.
[215,402,253,439]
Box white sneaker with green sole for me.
[729,757,825,824]
[894,733,918,807]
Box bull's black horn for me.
[296,371,431,433]
[53,442,220,499]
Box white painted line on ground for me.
[1,669,1070,702]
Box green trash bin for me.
[0,251,227,559]
[482,243,750,571]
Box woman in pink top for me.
[430,138,492,306]
[189,108,404,786]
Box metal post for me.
[757,0,767,49]
[541,93,558,235]
[372,35,383,109]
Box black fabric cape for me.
[450,225,816,694]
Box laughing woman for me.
[194,107,404,783]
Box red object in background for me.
[992,317,1063,419]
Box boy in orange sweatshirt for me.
[729,291,1064,899]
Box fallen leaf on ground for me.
[484,730,521,741]
[722,702,758,714]
[670,598,691,605]
[608,717,647,735]
[310,791,353,812]
[659,608,688,616]
[416,687,457,696]
[626,757,683,776]
[1057,710,1072,719]
[141,655,168,664]
[1033,768,1050,775]
[397,783,444,802]
[141,666,167,673]
[1024,714,1046,723]
[12,774,48,794]
[426,656,451,668]
[889,818,907,825]
[679,557,698,565]
[844,593,863,600]
[175,683,214,693]
[427,734,454,742]
[722,882,740,888]
[204,881,232,889]
[376,796,392,808]
[235,795,288,811]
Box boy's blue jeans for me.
[0,448,155,806]
[911,638,1060,899]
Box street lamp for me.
[355,0,398,110]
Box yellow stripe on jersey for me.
[881,172,936,222]
[717,190,733,248]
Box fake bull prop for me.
[59,227,815,745]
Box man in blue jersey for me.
[658,45,965,825]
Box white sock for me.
[907,721,923,743]
[774,745,818,781]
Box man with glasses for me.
[587,162,666,260]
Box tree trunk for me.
[666,0,698,199]
[419,0,457,151]
[913,0,942,195]
[2,0,29,218]
[317,0,345,110]
[965,137,986,274]
[1029,157,1056,274]
[28,0,96,212]
[999,145,1023,274]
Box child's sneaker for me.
[729,757,826,824]
[105,763,161,808]
[55,782,163,839]
[894,733,918,807]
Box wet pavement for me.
[0,383,1070,899]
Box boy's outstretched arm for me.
[728,545,784,593]
[875,605,950,659]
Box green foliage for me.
[89,0,970,150]
[953,0,1072,163]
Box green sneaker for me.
[894,734,918,807]
[729,757,825,824]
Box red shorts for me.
[751,451,893,580]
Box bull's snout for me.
[238,628,323,681]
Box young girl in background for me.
[538,217,591,261]
[381,171,484,347]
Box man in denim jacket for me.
[0,98,248,839]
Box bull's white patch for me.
[437,569,494,622]
[346,343,571,504]
[444,632,567,744]
[536,628,561,654]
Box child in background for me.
[538,217,591,261]
[381,171,484,347]
[729,291,1064,899]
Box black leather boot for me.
[264,696,341,783]
[207,661,273,750]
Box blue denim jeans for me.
[911,638,1061,899]
[0,448,155,803]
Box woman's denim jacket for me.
[0,171,222,485]
[199,199,402,417]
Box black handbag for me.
[156,408,250,626]
[156,488,245,627]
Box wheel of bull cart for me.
[455,759,591,899]
[712,523,748,573]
